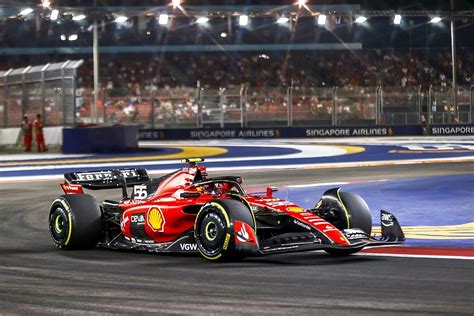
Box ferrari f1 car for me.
[48,158,404,261]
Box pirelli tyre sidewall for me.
[194,199,255,261]
[338,191,372,235]
[325,191,372,256]
[49,194,102,250]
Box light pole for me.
[92,1,99,124]
[450,0,458,121]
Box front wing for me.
[258,210,405,255]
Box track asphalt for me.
[0,137,473,314]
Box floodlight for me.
[60,34,66,41]
[297,0,306,7]
[317,14,326,25]
[239,15,249,26]
[158,13,169,25]
[277,16,289,24]
[19,8,34,16]
[42,0,51,8]
[171,0,181,8]
[220,32,227,38]
[430,16,442,23]
[68,34,78,41]
[72,14,86,21]
[354,16,367,23]
[114,16,128,23]
[394,14,401,25]
[196,17,209,24]
[50,9,59,21]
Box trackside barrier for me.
[0,126,64,147]
[63,125,139,153]
[0,128,20,146]
[44,127,63,146]
[139,125,423,140]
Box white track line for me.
[1,156,474,184]
[355,252,474,260]
[1,154,473,175]
[286,182,349,188]
[0,144,345,172]
[0,153,90,162]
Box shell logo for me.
[287,206,304,213]
[148,207,165,232]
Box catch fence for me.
[0,60,83,128]
[75,84,472,128]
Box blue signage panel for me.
[139,125,422,140]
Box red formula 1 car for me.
[48,158,404,261]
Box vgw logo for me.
[381,213,394,227]
[180,243,197,251]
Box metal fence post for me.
[374,86,380,126]
[287,85,293,127]
[427,85,432,126]
[332,87,337,126]
[196,81,202,128]
[3,69,11,127]
[375,86,380,125]
[72,68,77,127]
[102,88,107,124]
[417,85,422,124]
[380,86,384,125]
[240,84,246,128]
[470,85,473,124]
[21,66,31,120]
[40,64,49,126]
[151,89,156,129]
[60,61,69,126]
[219,90,225,128]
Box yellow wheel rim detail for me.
[205,221,217,241]
[54,215,63,233]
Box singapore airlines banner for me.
[139,125,423,140]
[429,124,474,136]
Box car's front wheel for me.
[194,199,256,261]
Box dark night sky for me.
[12,0,473,10]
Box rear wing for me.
[64,168,150,190]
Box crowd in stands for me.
[3,49,472,127]
[74,49,473,93]
[71,49,473,126]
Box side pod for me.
[380,210,405,242]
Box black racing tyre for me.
[339,191,372,235]
[324,191,372,256]
[48,194,103,250]
[194,199,255,261]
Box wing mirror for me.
[180,192,201,198]
[266,186,278,198]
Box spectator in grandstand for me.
[21,115,33,152]
[123,100,138,123]
[75,87,84,108]
[33,114,47,152]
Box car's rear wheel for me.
[194,199,255,261]
[49,194,103,249]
